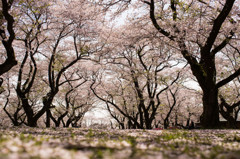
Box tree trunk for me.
[219,100,237,128]
[164,119,169,129]
[46,110,51,127]
[138,104,144,128]
[21,98,37,127]
[43,93,55,128]
[200,88,219,128]
[192,54,220,128]
[66,118,72,127]
[27,118,38,127]
[119,122,125,129]
[174,114,178,126]
[143,109,153,129]
[145,118,152,129]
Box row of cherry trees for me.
[0,0,240,128]
[98,0,240,128]
[0,0,102,127]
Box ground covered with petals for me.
[1,127,240,159]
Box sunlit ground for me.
[0,127,240,159]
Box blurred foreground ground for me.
[0,127,240,159]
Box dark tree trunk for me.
[174,114,178,126]
[219,97,238,128]
[145,116,152,129]
[27,118,38,127]
[200,87,219,128]
[164,119,169,129]
[42,93,55,128]
[19,96,37,127]
[154,119,161,128]
[66,118,72,127]
[19,96,46,127]
[127,120,132,129]
[143,107,154,129]
[22,101,37,127]
[61,119,66,127]
[46,109,51,127]
[55,122,60,127]
[117,121,124,129]
[128,119,137,129]
[186,118,190,127]
[138,103,144,128]
[190,52,220,128]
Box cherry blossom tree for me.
[49,73,94,127]
[13,0,50,127]
[1,0,105,127]
[100,0,240,128]
[41,0,105,127]
[91,32,183,129]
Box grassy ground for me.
[0,127,240,159]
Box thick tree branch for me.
[170,0,177,21]
[216,68,240,88]
[146,0,175,40]
[211,30,234,55]
[202,0,235,53]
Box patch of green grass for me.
[126,136,138,158]
[208,145,224,159]
[19,133,35,142]
[198,138,212,145]
[200,145,225,159]
[233,134,240,142]
[168,143,179,151]
[97,138,107,147]
[89,148,117,159]
[71,132,75,138]
[0,134,8,144]
[67,128,73,132]
[34,140,43,146]
[29,155,42,159]
[41,130,46,135]
[216,133,225,138]
[34,136,49,146]
[183,145,200,156]
[86,129,94,138]
[90,149,104,159]
[161,133,177,140]
[0,154,8,159]
[157,130,189,141]
[126,136,137,147]
[224,133,240,142]
[193,134,200,142]
[97,131,108,138]
[12,132,19,137]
